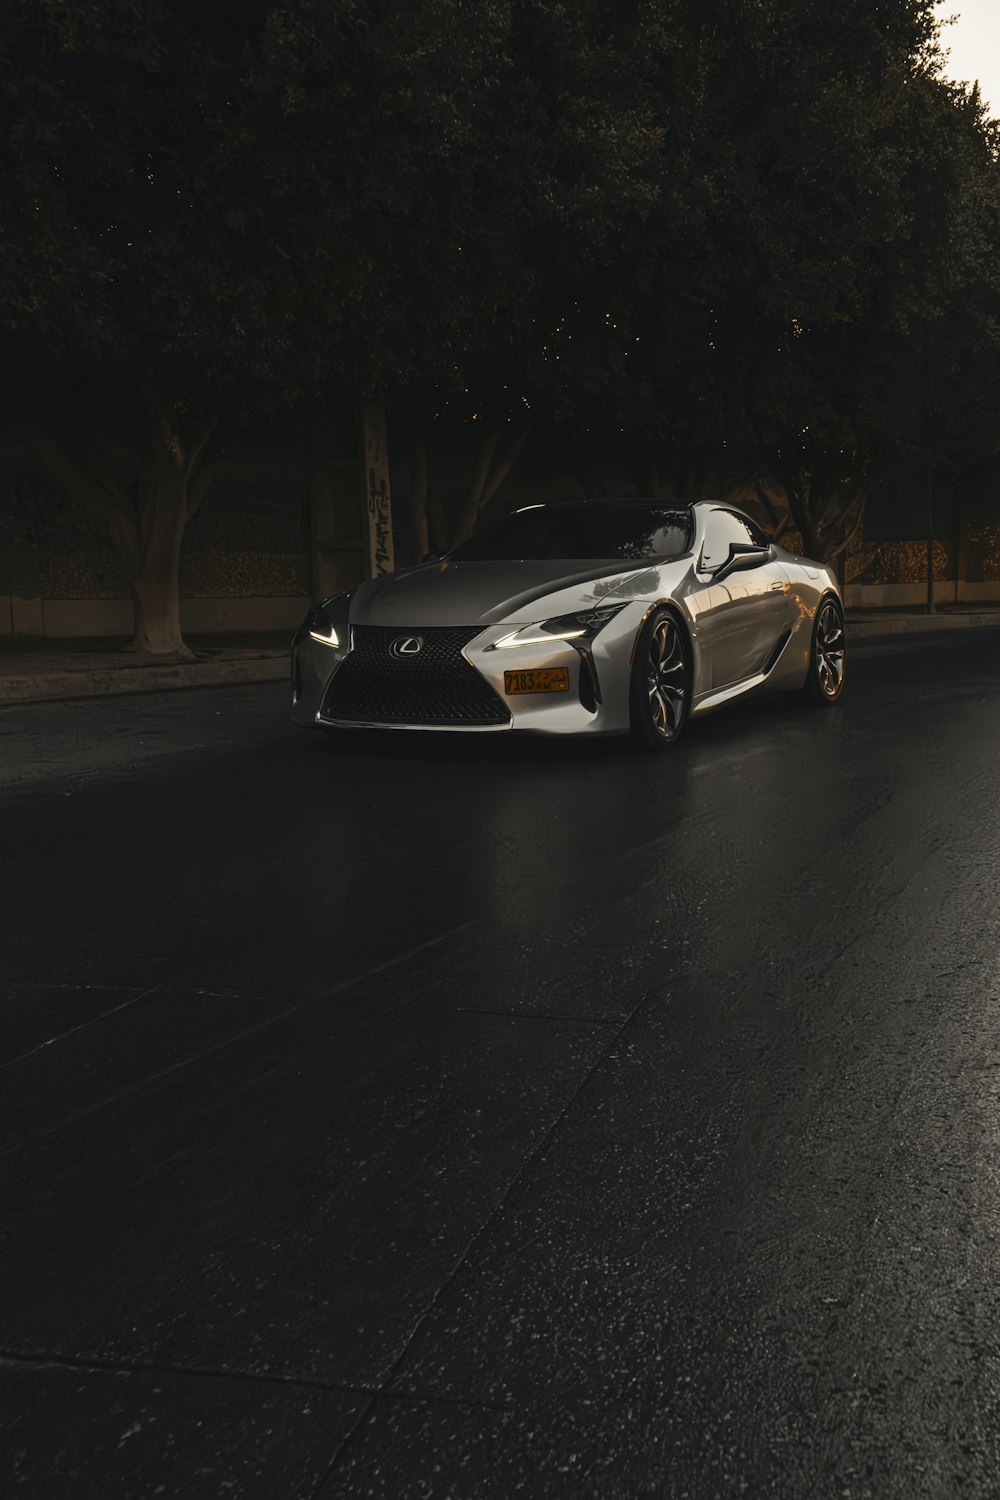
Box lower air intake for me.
[323,626,510,726]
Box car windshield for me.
[447,503,692,563]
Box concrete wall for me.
[32,597,310,639]
[844,581,1000,608]
[1,543,45,637]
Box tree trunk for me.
[780,473,822,558]
[412,435,430,560]
[132,562,185,654]
[21,398,216,657]
[427,479,446,555]
[414,507,430,561]
[130,420,201,656]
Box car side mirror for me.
[713,542,771,579]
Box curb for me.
[848,613,1000,640]
[0,653,288,706]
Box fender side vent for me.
[576,650,600,712]
[763,628,793,676]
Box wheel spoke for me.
[652,623,673,671]
[639,614,689,742]
[813,604,845,698]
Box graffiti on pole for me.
[362,402,395,577]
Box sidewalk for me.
[1,606,999,705]
[0,633,290,705]
[847,602,1000,638]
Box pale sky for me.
[936,1,1000,117]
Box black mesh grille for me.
[323,626,510,726]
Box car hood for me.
[349,559,669,628]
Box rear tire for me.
[794,596,846,706]
[628,609,691,751]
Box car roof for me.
[514,498,693,513]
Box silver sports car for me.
[291,499,845,750]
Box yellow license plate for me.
[504,667,570,695]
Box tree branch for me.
[21,415,139,565]
[187,412,221,476]
[755,485,792,541]
[825,489,869,561]
[186,460,225,521]
[479,419,532,512]
[453,423,503,545]
[468,425,503,511]
[185,455,310,521]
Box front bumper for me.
[291,616,638,736]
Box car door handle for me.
[768,580,784,591]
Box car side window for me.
[699,510,758,572]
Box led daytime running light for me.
[494,625,587,648]
[493,604,624,650]
[308,625,340,647]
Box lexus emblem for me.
[390,635,424,658]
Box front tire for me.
[796,596,846,706]
[628,609,691,751]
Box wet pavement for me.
[2,625,1000,1498]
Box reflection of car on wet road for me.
[292,500,846,750]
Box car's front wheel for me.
[629,608,691,750]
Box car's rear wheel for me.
[629,608,690,750]
[796,596,846,705]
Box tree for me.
[537,0,1000,563]
[7,0,998,621]
[868,76,1000,600]
[0,0,662,650]
[698,1,1000,561]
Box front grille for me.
[323,626,510,726]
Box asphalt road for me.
[2,626,1000,1499]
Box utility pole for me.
[955,492,970,607]
[926,462,935,614]
[361,401,395,578]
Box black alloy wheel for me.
[629,608,691,750]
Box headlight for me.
[492,604,625,650]
[301,596,349,649]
